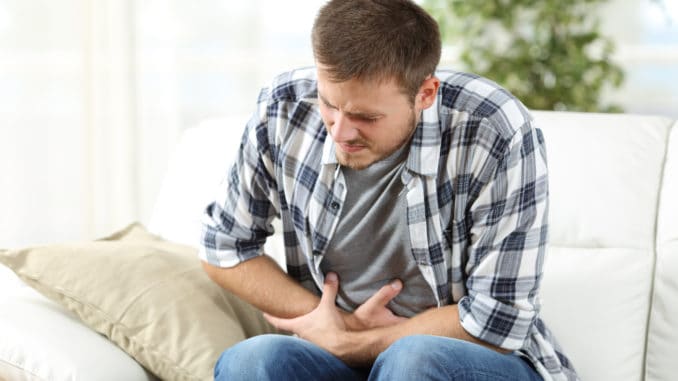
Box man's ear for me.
[415,76,440,111]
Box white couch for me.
[1,111,676,381]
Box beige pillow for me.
[0,223,275,381]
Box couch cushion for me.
[0,268,158,381]
[533,111,672,249]
[646,121,678,381]
[148,115,287,267]
[148,116,247,248]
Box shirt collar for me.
[406,99,442,177]
[322,133,339,166]
[299,96,338,166]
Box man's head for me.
[312,0,442,170]
[312,0,441,103]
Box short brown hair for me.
[312,0,441,103]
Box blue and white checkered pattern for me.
[200,67,578,381]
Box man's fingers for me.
[320,272,340,307]
[263,312,296,332]
[266,273,340,333]
[362,279,403,310]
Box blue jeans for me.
[214,334,543,381]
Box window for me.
[600,0,678,117]
[0,0,326,246]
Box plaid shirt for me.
[200,67,578,381]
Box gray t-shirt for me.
[320,143,438,317]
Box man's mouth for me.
[339,143,367,153]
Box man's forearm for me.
[339,304,509,367]
[201,255,320,318]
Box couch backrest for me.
[147,114,287,267]
[148,116,247,248]
[533,111,675,381]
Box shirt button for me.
[330,201,340,210]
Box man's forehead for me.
[317,90,388,118]
[316,66,399,89]
[316,73,403,114]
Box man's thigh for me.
[369,335,543,381]
[214,334,368,381]
[215,334,542,381]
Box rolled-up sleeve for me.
[457,120,549,350]
[199,90,280,268]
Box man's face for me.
[317,66,418,170]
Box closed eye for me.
[319,94,337,110]
[347,114,380,124]
[321,98,336,110]
[318,93,383,123]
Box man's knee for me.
[373,335,440,374]
[370,335,471,380]
[371,335,539,381]
[214,334,298,381]
[215,334,364,381]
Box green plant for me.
[423,0,625,112]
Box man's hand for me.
[263,272,409,365]
[264,272,508,366]
[342,278,407,331]
[263,273,352,358]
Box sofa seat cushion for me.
[0,268,158,381]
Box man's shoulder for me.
[264,67,319,105]
[254,68,326,161]
[434,69,534,139]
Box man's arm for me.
[203,256,407,329]
[339,303,510,366]
[202,255,319,318]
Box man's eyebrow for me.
[318,93,336,109]
[318,92,385,119]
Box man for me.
[199,0,578,380]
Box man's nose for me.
[331,113,359,142]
